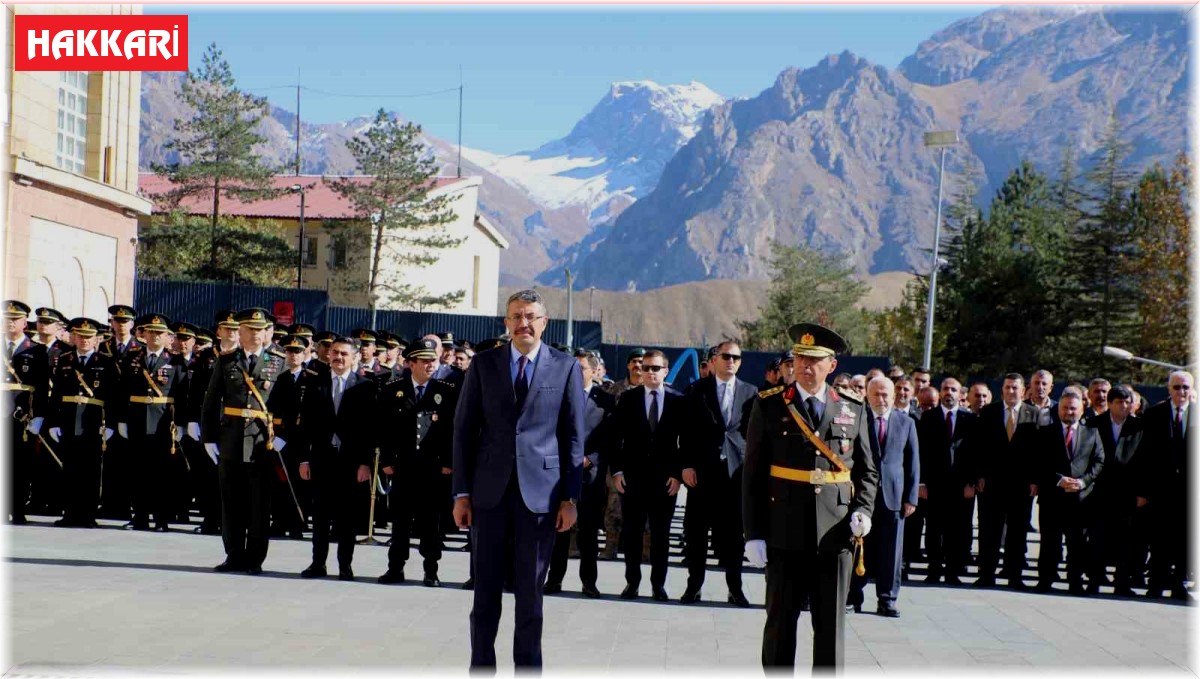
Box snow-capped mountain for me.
[463,80,724,216]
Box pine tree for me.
[736,242,869,352]
[149,43,289,278]
[330,109,463,320]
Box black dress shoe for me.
[1008,578,1029,591]
[462,578,474,590]
[728,591,751,608]
[423,575,441,588]
[246,566,264,575]
[377,570,404,584]
[338,570,354,581]
[877,602,901,618]
[944,575,963,586]
[652,587,669,602]
[155,525,170,532]
[124,521,151,531]
[1170,587,1190,602]
[620,584,639,600]
[1069,583,1087,597]
[543,582,562,594]
[679,587,702,604]
[800,599,811,612]
[301,565,327,579]
[1113,586,1136,598]
[288,530,304,540]
[1035,581,1054,593]
[972,577,996,588]
[581,584,601,598]
[1085,583,1102,596]
[11,515,28,525]
[214,560,243,573]
[925,573,943,584]
[846,603,862,614]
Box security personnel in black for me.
[116,314,187,531]
[377,338,457,586]
[46,318,120,528]
[186,310,240,534]
[743,323,878,671]
[4,301,51,524]
[97,304,141,521]
[169,321,204,525]
[269,335,315,538]
[28,307,71,517]
[201,308,288,574]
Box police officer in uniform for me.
[743,323,878,671]
[376,338,457,585]
[118,314,187,531]
[186,311,240,534]
[202,308,288,574]
[4,301,50,524]
[47,318,120,528]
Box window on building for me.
[329,233,348,269]
[56,72,89,175]
[302,235,319,267]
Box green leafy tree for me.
[331,109,464,319]
[138,212,295,285]
[865,276,934,369]
[149,43,288,277]
[737,243,870,352]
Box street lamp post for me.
[921,130,959,372]
[291,184,306,290]
[1102,346,1189,372]
[565,268,575,350]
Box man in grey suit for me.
[452,289,585,670]
[680,340,759,606]
[848,376,919,617]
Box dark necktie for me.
[7,341,15,359]
[247,353,257,374]
[946,410,954,440]
[648,390,659,434]
[1065,425,1075,458]
[878,414,887,449]
[1173,407,1183,440]
[515,355,529,407]
[416,383,426,403]
[806,396,821,425]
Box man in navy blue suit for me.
[848,376,919,617]
[452,289,586,670]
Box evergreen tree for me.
[149,43,289,277]
[138,212,295,285]
[1068,116,1140,379]
[736,242,869,352]
[330,109,463,318]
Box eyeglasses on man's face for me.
[717,353,742,362]
[1172,384,1192,392]
[506,313,545,325]
[642,364,666,373]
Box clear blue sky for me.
[149,5,988,155]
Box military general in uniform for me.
[742,323,878,671]
[4,301,50,525]
[201,308,288,574]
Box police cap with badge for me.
[404,337,440,361]
[35,307,67,326]
[787,322,850,359]
[108,305,136,323]
[136,313,171,333]
[4,300,30,320]
[236,308,273,330]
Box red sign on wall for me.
[272,301,295,328]
[14,14,189,71]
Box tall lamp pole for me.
[921,130,959,371]
[291,184,306,290]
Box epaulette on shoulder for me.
[759,385,786,399]
[219,348,238,356]
[836,387,863,404]
[304,368,318,376]
[267,348,287,359]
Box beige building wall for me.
[3,4,148,315]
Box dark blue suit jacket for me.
[452,342,585,514]
[867,408,920,512]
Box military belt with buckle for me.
[62,395,105,407]
[130,396,174,405]
[769,464,851,493]
[224,406,271,421]
[1,384,35,392]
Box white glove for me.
[187,422,201,441]
[271,437,286,452]
[117,423,128,439]
[850,511,872,538]
[27,417,44,435]
[173,427,184,442]
[745,539,768,568]
[103,428,114,441]
[48,427,61,442]
[204,443,220,465]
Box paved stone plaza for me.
[6,511,1195,675]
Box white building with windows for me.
[3,4,150,317]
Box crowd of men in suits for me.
[3,298,1193,610]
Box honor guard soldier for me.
[98,304,141,521]
[194,328,214,352]
[377,338,458,586]
[118,314,187,531]
[269,334,315,539]
[377,333,404,380]
[310,331,335,374]
[4,301,51,524]
[32,307,72,368]
[46,318,120,528]
[185,311,240,534]
[352,329,389,385]
[742,323,878,671]
[169,321,205,525]
[28,306,72,518]
[201,308,289,574]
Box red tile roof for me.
[137,173,469,221]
